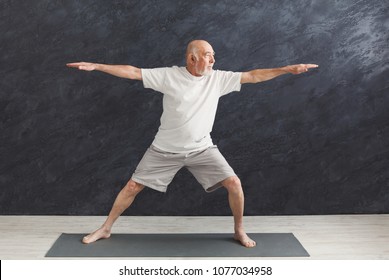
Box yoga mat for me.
[46,233,309,257]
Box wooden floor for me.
[0,214,388,259]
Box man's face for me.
[194,44,215,76]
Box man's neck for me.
[186,66,202,77]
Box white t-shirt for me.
[141,66,242,153]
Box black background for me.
[1,0,388,215]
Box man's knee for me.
[222,176,242,191]
[123,179,144,196]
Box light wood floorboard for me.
[0,215,388,259]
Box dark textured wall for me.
[1,0,388,215]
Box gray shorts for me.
[131,145,236,193]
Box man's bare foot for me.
[234,231,256,248]
[82,227,111,244]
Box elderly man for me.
[67,40,318,248]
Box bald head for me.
[186,40,213,60]
[185,40,215,77]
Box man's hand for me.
[66,62,97,71]
[283,64,319,75]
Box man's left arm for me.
[240,64,318,84]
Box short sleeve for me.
[141,68,168,93]
[215,70,242,96]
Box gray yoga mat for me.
[46,233,309,257]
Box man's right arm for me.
[66,62,142,80]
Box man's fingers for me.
[66,62,85,69]
[288,64,318,75]
[66,63,80,68]
[66,62,95,71]
[305,64,319,69]
[299,64,318,73]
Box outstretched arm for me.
[66,62,142,80]
[241,64,318,84]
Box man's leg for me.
[82,179,144,244]
[222,176,256,248]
